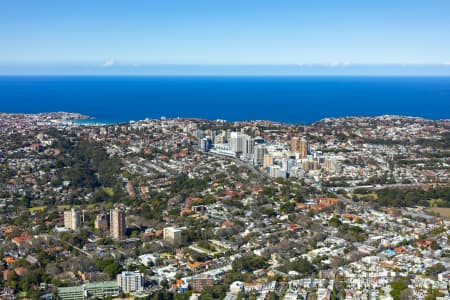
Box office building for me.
[110,207,126,240]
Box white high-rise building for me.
[243,135,254,155]
[64,208,81,231]
[229,132,243,153]
[117,271,144,292]
[229,132,253,155]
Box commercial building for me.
[57,281,119,300]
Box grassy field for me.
[353,192,378,200]
[427,198,446,207]
[57,205,72,210]
[425,207,450,218]
[28,206,47,212]
[102,187,114,197]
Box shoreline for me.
[1,111,448,126]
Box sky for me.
[1,0,450,74]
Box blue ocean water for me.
[0,76,449,124]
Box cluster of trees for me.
[94,258,123,278]
[1,247,58,296]
[4,266,48,297]
[329,215,366,242]
[169,175,209,198]
[322,176,352,187]
[353,187,450,208]
[182,221,214,246]
[279,258,316,275]
[364,174,396,185]
[362,138,402,146]
[375,187,450,207]
[389,277,409,300]
[141,196,168,222]
[416,132,450,149]
[232,254,268,272]
[55,139,122,190]
[0,164,16,184]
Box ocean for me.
[0,76,449,124]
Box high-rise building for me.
[267,165,287,179]
[110,207,126,240]
[64,208,81,231]
[229,132,254,155]
[290,138,309,159]
[302,160,319,171]
[199,137,211,152]
[243,135,254,156]
[263,154,274,168]
[95,213,110,232]
[229,132,243,153]
[253,136,265,145]
[213,132,227,144]
[117,271,144,292]
[254,144,267,166]
[163,227,182,245]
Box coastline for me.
[2,111,447,127]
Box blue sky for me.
[1,0,450,73]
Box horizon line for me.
[1,63,450,76]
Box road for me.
[207,151,266,179]
[50,235,93,258]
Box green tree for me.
[390,278,409,300]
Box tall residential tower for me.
[110,207,126,240]
[64,208,81,231]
